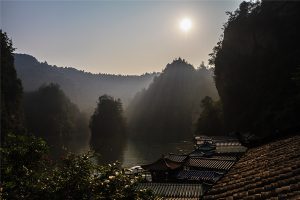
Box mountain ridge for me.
[14,53,159,112]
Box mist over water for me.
[14,54,217,167]
[122,138,194,167]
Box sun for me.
[180,18,192,32]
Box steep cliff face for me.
[212,1,300,136]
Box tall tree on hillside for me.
[89,95,126,163]
[196,96,224,136]
[24,83,89,156]
[0,30,24,142]
[126,58,218,141]
[210,1,300,138]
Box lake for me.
[121,139,195,167]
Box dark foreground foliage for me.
[0,133,154,200]
[1,30,25,143]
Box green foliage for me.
[1,133,49,199]
[24,83,90,156]
[1,134,154,200]
[127,58,218,141]
[210,1,300,137]
[89,95,127,163]
[0,30,24,142]
[196,96,224,135]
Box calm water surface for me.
[121,139,195,167]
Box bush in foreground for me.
[0,133,154,200]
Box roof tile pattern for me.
[177,170,223,182]
[186,158,235,171]
[216,146,247,153]
[136,183,203,198]
[204,135,300,200]
[142,158,183,171]
[166,154,188,162]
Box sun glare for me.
[180,18,192,32]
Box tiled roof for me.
[166,154,188,162]
[216,145,247,154]
[189,149,205,157]
[207,155,237,161]
[186,158,235,171]
[136,183,203,198]
[204,135,300,200]
[215,141,241,146]
[177,170,223,183]
[141,158,183,171]
[195,136,241,146]
[156,198,199,200]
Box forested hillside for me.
[14,54,158,111]
[210,1,300,140]
[127,58,218,141]
[24,84,90,155]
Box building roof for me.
[141,157,183,171]
[189,149,205,157]
[204,135,300,199]
[177,170,223,183]
[215,141,241,146]
[195,135,241,146]
[136,183,203,198]
[166,154,188,163]
[216,145,247,154]
[186,158,235,171]
[205,155,238,161]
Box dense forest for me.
[209,1,300,143]
[14,53,158,111]
[195,96,224,136]
[127,58,218,141]
[1,30,154,199]
[24,83,90,156]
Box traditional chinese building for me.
[141,157,183,182]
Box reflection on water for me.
[87,138,195,167]
[121,139,195,167]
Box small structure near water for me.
[137,135,248,199]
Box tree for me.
[89,95,127,163]
[24,83,89,156]
[1,134,154,200]
[126,58,218,141]
[0,30,24,143]
[196,96,224,136]
[210,1,300,139]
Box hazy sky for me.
[1,0,242,75]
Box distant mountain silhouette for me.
[14,54,158,112]
[127,58,218,141]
